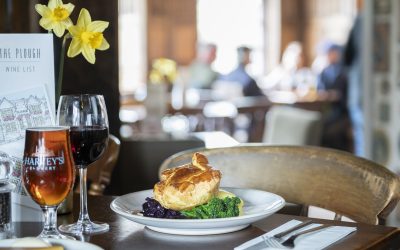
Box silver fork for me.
[263,224,331,248]
[262,235,284,248]
[260,220,313,248]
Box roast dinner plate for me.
[0,238,103,250]
[110,187,285,235]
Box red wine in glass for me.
[57,94,110,235]
[70,125,108,168]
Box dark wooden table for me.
[12,195,400,250]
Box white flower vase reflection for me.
[142,83,169,137]
[161,115,190,139]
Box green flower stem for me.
[56,35,66,105]
[56,34,71,106]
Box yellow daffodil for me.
[67,8,110,64]
[149,70,163,84]
[35,0,74,37]
[150,58,177,84]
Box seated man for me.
[219,46,264,97]
[261,41,316,92]
[317,43,348,118]
[317,43,350,151]
[187,43,219,89]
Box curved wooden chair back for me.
[87,134,121,195]
[159,144,400,225]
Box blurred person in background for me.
[317,43,350,151]
[344,11,364,156]
[317,44,347,99]
[261,41,316,95]
[312,40,331,75]
[219,46,264,96]
[187,43,219,89]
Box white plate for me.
[110,187,285,235]
[0,238,103,250]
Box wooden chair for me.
[87,134,121,195]
[159,144,400,225]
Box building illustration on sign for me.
[0,94,51,145]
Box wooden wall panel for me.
[147,0,197,69]
[280,0,307,64]
[172,25,195,63]
[148,17,169,60]
[0,0,33,33]
[0,1,9,32]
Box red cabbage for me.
[142,197,185,219]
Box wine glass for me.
[22,127,75,239]
[57,94,109,235]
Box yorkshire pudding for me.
[154,153,221,210]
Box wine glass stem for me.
[42,206,58,234]
[78,167,91,224]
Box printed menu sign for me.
[0,34,56,221]
[0,34,55,114]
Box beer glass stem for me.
[78,167,90,223]
[40,206,59,237]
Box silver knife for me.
[273,220,313,239]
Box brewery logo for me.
[23,154,65,171]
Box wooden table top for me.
[11,195,400,250]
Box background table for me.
[11,195,400,250]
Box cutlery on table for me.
[263,224,331,248]
[272,220,313,239]
[259,220,312,248]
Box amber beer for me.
[22,127,75,206]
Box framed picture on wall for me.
[372,129,390,166]
[380,78,390,95]
[374,0,391,15]
[398,71,400,89]
[373,22,390,72]
[379,102,390,123]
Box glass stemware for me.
[22,127,75,239]
[57,94,109,235]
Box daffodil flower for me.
[150,58,177,84]
[35,0,74,37]
[67,8,110,64]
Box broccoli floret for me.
[207,197,224,218]
[182,196,241,219]
[223,196,241,217]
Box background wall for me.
[363,0,398,171]
[363,0,400,226]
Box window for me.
[118,0,147,94]
[197,0,265,77]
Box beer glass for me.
[22,127,75,239]
[57,95,109,235]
